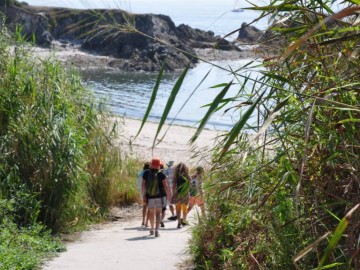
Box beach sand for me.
[116,117,226,166]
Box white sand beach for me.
[116,117,226,166]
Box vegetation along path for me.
[42,206,196,270]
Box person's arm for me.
[141,177,146,202]
[172,176,177,196]
[163,177,171,201]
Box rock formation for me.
[237,22,263,44]
[0,2,240,72]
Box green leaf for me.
[317,204,360,269]
[348,0,360,4]
[324,208,341,222]
[190,80,233,143]
[314,262,345,269]
[133,61,166,140]
[153,64,190,146]
[250,4,301,12]
[252,95,290,142]
[220,90,265,157]
[156,68,212,143]
[260,71,293,85]
[314,0,334,14]
[210,83,229,88]
[338,118,360,124]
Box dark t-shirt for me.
[143,169,167,198]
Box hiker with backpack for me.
[171,162,191,229]
[142,158,171,237]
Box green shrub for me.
[189,0,360,266]
[0,198,64,270]
[0,24,139,231]
[0,23,142,268]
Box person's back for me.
[188,166,205,216]
[142,158,170,237]
[143,169,165,199]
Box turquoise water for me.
[26,0,266,130]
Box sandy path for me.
[42,206,200,270]
[42,118,219,270]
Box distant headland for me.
[0,1,263,72]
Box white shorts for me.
[147,198,163,209]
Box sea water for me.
[25,0,268,130]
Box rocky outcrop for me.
[0,3,240,72]
[237,22,263,44]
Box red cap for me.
[150,158,161,170]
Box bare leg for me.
[176,203,181,226]
[148,208,155,233]
[155,208,161,230]
[182,204,187,221]
[154,208,162,237]
[145,209,149,227]
[142,203,147,225]
[187,202,194,214]
[169,204,175,216]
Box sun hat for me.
[166,160,174,167]
[150,157,161,170]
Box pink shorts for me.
[189,196,203,206]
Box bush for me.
[0,22,141,268]
[0,198,64,270]
[189,1,360,268]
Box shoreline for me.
[115,116,226,166]
[31,45,257,72]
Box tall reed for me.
[186,1,360,269]
[0,24,139,232]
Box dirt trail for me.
[42,118,215,270]
[42,206,199,270]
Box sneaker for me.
[149,230,154,236]
[167,216,177,221]
[181,220,188,226]
[177,223,181,229]
[160,222,165,228]
[155,231,160,237]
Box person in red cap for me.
[142,157,170,237]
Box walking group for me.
[137,157,205,238]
